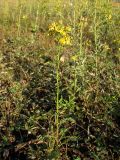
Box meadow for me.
[0,0,120,159]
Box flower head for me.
[59,36,71,45]
[48,21,72,46]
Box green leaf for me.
[74,157,81,160]
[48,150,60,160]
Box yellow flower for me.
[48,21,72,46]
[59,37,66,45]
[22,15,27,19]
[65,26,72,32]
[49,22,57,31]
[59,36,71,45]
[71,55,78,61]
[108,14,112,20]
[55,26,62,33]
[59,28,66,36]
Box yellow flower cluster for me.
[49,21,72,46]
[59,36,71,45]
[105,14,112,21]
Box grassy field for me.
[0,0,120,159]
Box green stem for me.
[56,46,60,146]
[94,0,99,102]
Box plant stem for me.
[94,0,99,102]
[56,46,60,146]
